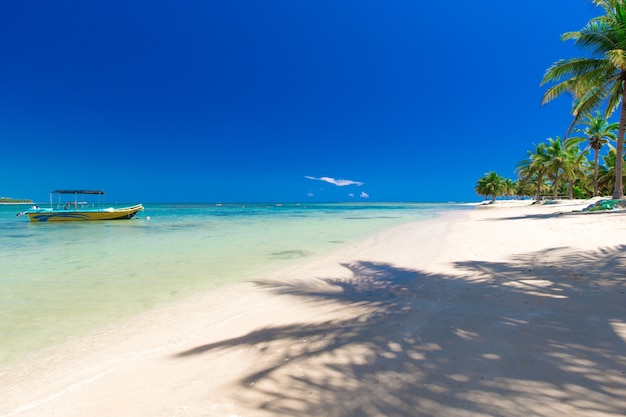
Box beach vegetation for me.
[566,139,592,199]
[475,172,507,201]
[0,197,32,204]
[502,178,517,199]
[543,137,576,199]
[519,137,597,199]
[541,0,626,199]
[478,1,626,202]
[597,144,626,193]
[568,112,619,195]
[516,143,550,201]
[514,178,535,199]
[573,184,590,199]
[512,132,626,200]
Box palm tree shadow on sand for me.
[175,246,626,417]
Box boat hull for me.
[26,204,144,222]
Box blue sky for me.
[1,1,601,203]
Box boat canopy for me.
[51,190,105,195]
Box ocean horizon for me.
[0,202,470,369]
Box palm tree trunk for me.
[613,89,626,199]
[553,172,559,199]
[535,174,542,201]
[568,176,574,199]
[593,149,600,197]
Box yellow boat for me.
[18,190,143,222]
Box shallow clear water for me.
[0,202,464,368]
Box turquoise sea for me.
[0,202,466,369]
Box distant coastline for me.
[0,197,33,204]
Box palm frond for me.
[576,21,619,53]
[591,0,611,10]
[603,75,625,115]
[565,135,588,147]
[541,58,609,85]
[606,48,626,68]
[571,84,608,114]
[542,81,576,105]
[561,31,582,42]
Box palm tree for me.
[475,172,505,201]
[537,137,585,199]
[598,144,626,193]
[514,179,532,199]
[541,0,626,199]
[544,137,570,199]
[502,178,517,199]
[569,112,618,195]
[564,138,591,199]
[516,143,550,201]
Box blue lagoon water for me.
[0,202,461,368]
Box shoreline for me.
[2,202,625,416]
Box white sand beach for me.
[2,200,626,417]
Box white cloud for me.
[360,192,370,198]
[304,176,364,187]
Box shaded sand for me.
[2,201,626,416]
